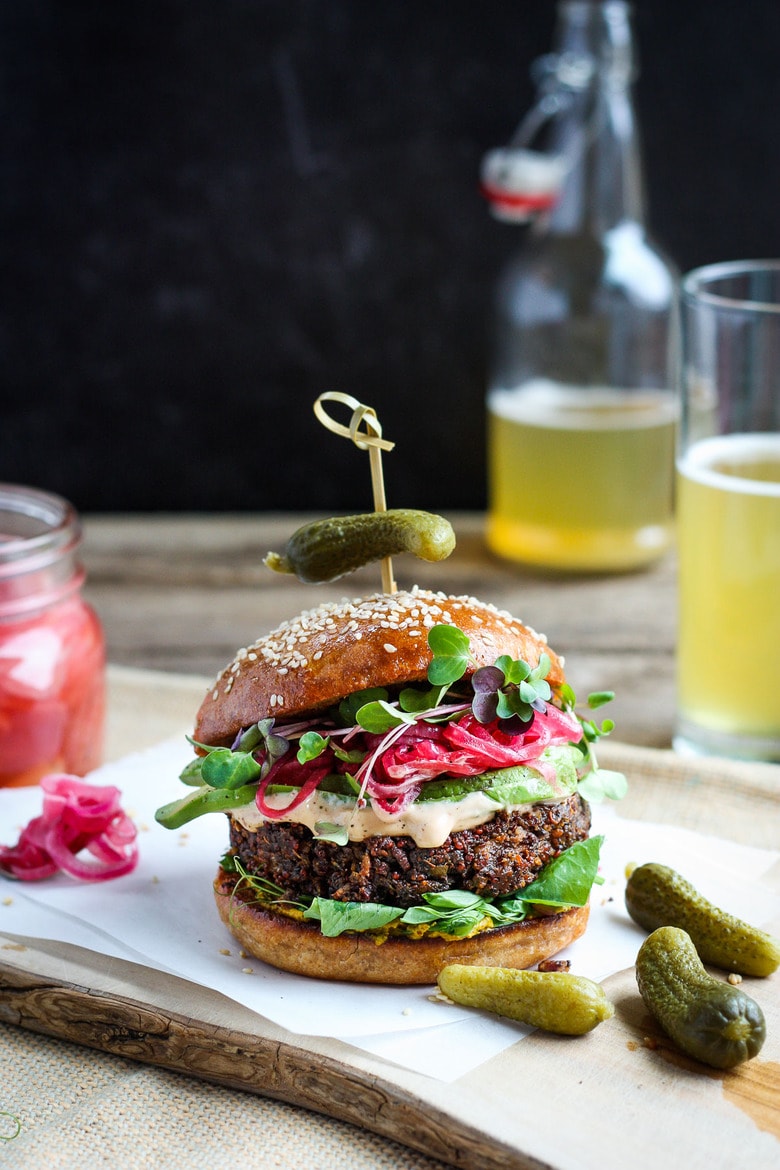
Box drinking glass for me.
[675,260,780,761]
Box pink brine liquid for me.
[0,491,106,787]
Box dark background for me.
[2,0,779,515]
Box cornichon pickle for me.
[635,926,766,1069]
[625,862,780,977]
[264,510,456,584]
[437,964,615,1035]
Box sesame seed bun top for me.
[194,587,566,747]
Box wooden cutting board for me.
[1,667,779,1170]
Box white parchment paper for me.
[1,739,778,1081]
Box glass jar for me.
[485,1,677,572]
[0,484,105,786]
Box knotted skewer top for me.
[314,393,397,593]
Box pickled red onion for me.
[255,703,583,821]
[255,757,331,818]
[0,774,138,882]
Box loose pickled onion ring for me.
[0,774,138,882]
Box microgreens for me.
[201,748,263,790]
[427,625,553,726]
[577,767,628,803]
[562,685,617,762]
[297,730,329,764]
[354,698,417,734]
[338,687,388,725]
[312,822,350,846]
[426,625,471,685]
[158,623,626,834]
[558,684,615,740]
[184,719,290,791]
[227,855,307,911]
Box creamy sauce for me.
[231,790,554,849]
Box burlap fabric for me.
[0,1026,450,1170]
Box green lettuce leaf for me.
[294,836,604,938]
[497,835,604,914]
[303,898,403,937]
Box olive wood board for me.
[1,666,779,1170]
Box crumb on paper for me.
[2,897,12,907]
[538,958,570,973]
[728,972,743,985]
[429,992,452,1005]
[401,1007,412,1017]
[242,967,254,975]
[151,875,160,884]
[1,943,27,952]
[219,948,231,956]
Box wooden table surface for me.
[81,511,677,749]
[6,511,780,1170]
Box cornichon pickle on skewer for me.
[625,862,780,977]
[264,509,456,584]
[437,964,615,1035]
[635,926,766,1069]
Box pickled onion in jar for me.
[0,485,106,787]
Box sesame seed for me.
[211,589,547,711]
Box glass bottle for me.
[0,484,105,786]
[485,0,677,572]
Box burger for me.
[156,588,621,984]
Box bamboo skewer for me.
[313,393,397,594]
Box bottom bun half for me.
[214,865,590,985]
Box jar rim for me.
[0,483,81,576]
